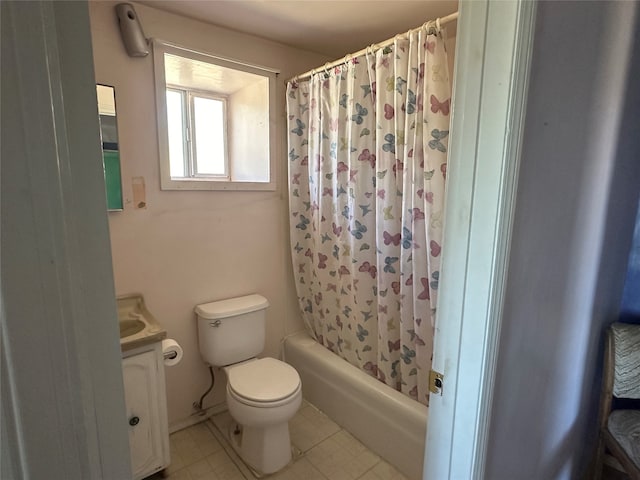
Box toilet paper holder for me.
[161,338,183,366]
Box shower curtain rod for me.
[289,11,458,83]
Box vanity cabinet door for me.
[122,347,168,479]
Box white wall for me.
[229,79,269,182]
[486,2,640,478]
[89,1,330,429]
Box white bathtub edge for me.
[283,331,427,480]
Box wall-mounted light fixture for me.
[115,3,149,57]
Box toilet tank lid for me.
[195,294,269,320]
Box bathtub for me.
[283,331,428,480]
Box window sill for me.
[161,177,276,191]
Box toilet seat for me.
[226,358,301,405]
[228,382,302,408]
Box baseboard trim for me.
[168,402,227,434]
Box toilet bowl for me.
[195,295,302,475]
[224,358,302,474]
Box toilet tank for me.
[195,294,269,366]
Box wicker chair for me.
[594,322,640,480]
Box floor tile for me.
[206,450,246,480]
[154,398,410,480]
[165,469,193,480]
[358,459,409,480]
[289,401,342,452]
[267,457,326,480]
[186,458,213,479]
[305,430,380,479]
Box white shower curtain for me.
[287,28,450,405]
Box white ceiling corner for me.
[138,1,459,58]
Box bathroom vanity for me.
[118,294,170,480]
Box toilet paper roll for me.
[162,339,183,367]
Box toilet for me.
[195,294,302,475]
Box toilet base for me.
[228,422,293,475]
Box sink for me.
[117,293,166,351]
[119,318,146,338]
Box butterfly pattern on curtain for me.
[287,30,450,406]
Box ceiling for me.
[139,1,459,58]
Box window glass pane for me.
[166,90,186,177]
[193,96,226,176]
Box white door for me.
[1,1,130,479]
[424,1,537,478]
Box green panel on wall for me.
[103,150,123,210]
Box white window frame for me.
[153,40,278,191]
[167,86,230,180]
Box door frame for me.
[1,0,538,478]
[424,1,537,478]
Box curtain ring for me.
[436,18,442,32]
[426,20,437,35]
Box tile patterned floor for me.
[151,400,408,480]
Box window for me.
[166,89,228,178]
[153,41,277,190]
